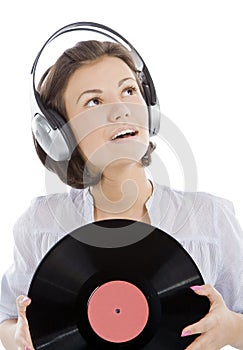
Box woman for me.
[0,38,242,350]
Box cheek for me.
[134,106,150,143]
[78,129,104,160]
[132,102,149,130]
[68,106,113,148]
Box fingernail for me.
[25,347,31,350]
[21,296,30,303]
[181,330,192,337]
[190,285,203,291]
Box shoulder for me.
[13,188,88,236]
[159,183,233,209]
[156,183,235,215]
[152,183,237,237]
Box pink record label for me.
[87,280,149,343]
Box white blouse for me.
[0,182,242,323]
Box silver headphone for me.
[31,22,161,161]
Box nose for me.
[108,102,131,122]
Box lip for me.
[110,126,139,141]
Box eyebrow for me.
[118,77,136,87]
[76,89,102,104]
[76,77,136,104]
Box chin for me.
[85,140,148,171]
[92,156,145,173]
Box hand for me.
[181,284,239,350]
[15,295,35,350]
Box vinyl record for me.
[27,219,210,350]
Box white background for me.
[0,1,242,349]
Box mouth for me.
[111,128,139,141]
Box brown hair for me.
[34,40,156,189]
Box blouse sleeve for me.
[178,193,243,314]
[214,199,243,313]
[0,202,39,324]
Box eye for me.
[86,97,101,107]
[122,86,137,97]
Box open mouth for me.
[111,129,139,141]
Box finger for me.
[190,284,223,306]
[181,285,219,337]
[15,329,34,350]
[181,312,214,337]
[16,295,31,318]
[184,333,215,350]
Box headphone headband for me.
[32,22,143,74]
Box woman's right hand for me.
[15,295,34,350]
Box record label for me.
[87,280,149,342]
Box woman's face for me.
[64,55,149,172]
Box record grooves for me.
[27,219,210,349]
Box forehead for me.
[68,56,135,87]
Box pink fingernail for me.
[21,296,30,303]
[181,330,192,337]
[190,285,203,291]
[25,347,31,350]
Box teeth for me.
[112,129,136,140]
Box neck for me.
[90,162,152,218]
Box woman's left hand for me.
[181,284,239,350]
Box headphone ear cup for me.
[31,111,75,161]
[148,104,161,136]
[138,71,161,136]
